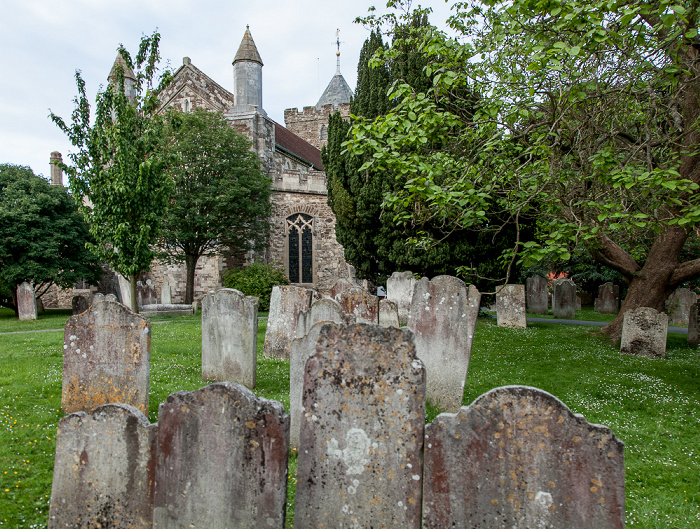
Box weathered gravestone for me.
[596,282,620,314]
[295,324,425,529]
[36,297,45,314]
[71,295,89,315]
[202,288,258,387]
[264,285,316,359]
[48,404,156,529]
[407,276,481,412]
[17,281,37,320]
[154,382,289,528]
[526,275,548,315]
[667,287,697,326]
[161,281,172,305]
[336,286,379,324]
[104,293,117,302]
[553,278,576,319]
[62,299,150,415]
[620,307,668,358]
[496,284,527,329]
[387,270,417,325]
[688,303,699,347]
[117,274,132,308]
[329,278,354,300]
[295,297,354,338]
[379,298,400,327]
[423,386,625,529]
[136,277,157,307]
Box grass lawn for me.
[0,311,697,527]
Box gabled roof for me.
[274,123,324,170]
[316,72,353,109]
[233,26,263,66]
[158,58,235,112]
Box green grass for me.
[0,314,698,527]
[0,308,72,333]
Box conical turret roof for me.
[233,26,263,66]
[108,54,136,82]
[316,72,353,109]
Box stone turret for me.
[316,30,353,109]
[50,151,63,187]
[232,26,266,116]
[108,54,137,100]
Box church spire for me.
[316,29,353,110]
[233,25,263,66]
[232,26,265,115]
[335,28,341,75]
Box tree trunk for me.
[130,275,139,314]
[184,254,199,305]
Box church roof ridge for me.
[233,25,263,66]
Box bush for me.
[222,262,290,311]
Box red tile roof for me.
[274,122,324,170]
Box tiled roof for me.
[274,123,324,170]
[233,27,263,66]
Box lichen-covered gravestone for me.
[264,285,316,359]
[387,270,417,325]
[294,324,426,529]
[553,278,576,319]
[526,275,548,315]
[596,282,620,314]
[620,307,668,358]
[407,276,481,412]
[202,288,258,387]
[154,382,289,528]
[423,386,625,529]
[48,404,156,529]
[17,281,37,320]
[496,284,527,328]
[379,298,400,327]
[71,295,89,315]
[336,286,379,324]
[329,278,354,300]
[688,302,699,347]
[295,297,354,338]
[62,298,150,415]
[667,287,698,326]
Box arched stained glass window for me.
[287,213,314,283]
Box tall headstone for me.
[620,307,668,358]
[62,298,150,415]
[117,274,132,309]
[596,282,620,314]
[71,295,89,315]
[161,281,172,305]
[667,287,697,326]
[48,404,156,529]
[379,298,400,327]
[553,278,576,319]
[295,297,354,338]
[407,276,481,412]
[295,324,426,528]
[387,271,417,325]
[688,302,699,347]
[329,278,354,300]
[496,284,527,328]
[526,275,548,314]
[336,286,379,324]
[17,281,38,321]
[154,383,289,528]
[423,386,625,529]
[136,277,157,307]
[264,285,316,359]
[202,288,258,387]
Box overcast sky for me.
[1,0,455,180]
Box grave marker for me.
[71,295,89,315]
[688,303,699,347]
[264,285,316,359]
[161,281,172,304]
[620,307,668,358]
[336,286,379,324]
[496,284,527,328]
[17,281,37,320]
[329,278,354,300]
[136,277,157,307]
[596,282,620,314]
[553,278,576,319]
[667,287,697,326]
[526,275,548,314]
[295,297,354,338]
[387,271,417,325]
[379,298,400,327]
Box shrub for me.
[222,262,289,311]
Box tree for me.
[51,32,173,313]
[348,0,700,342]
[158,109,272,303]
[0,164,102,315]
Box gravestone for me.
[688,303,699,347]
[62,298,150,415]
[295,324,425,528]
[264,285,316,359]
[553,278,576,319]
[17,281,37,320]
[496,284,527,328]
[620,307,668,358]
[48,404,156,529]
[153,382,289,528]
[387,271,417,325]
[161,281,172,305]
[202,288,258,387]
[295,297,354,338]
[136,277,157,307]
[329,278,354,300]
[192,301,198,315]
[667,287,697,326]
[379,298,400,327]
[407,276,481,412]
[423,386,625,529]
[336,286,379,324]
[596,282,620,314]
[71,295,89,315]
[526,275,548,314]
[104,293,117,302]
[117,274,132,309]
[36,297,45,314]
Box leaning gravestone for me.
[202,288,258,387]
[136,278,157,307]
[596,282,620,314]
[117,274,132,308]
[667,287,697,326]
[620,307,668,358]
[71,295,89,315]
[295,324,425,528]
[553,278,576,319]
[17,281,37,321]
[526,275,548,314]
[688,303,699,347]
[154,382,289,528]
[62,298,150,415]
[379,298,400,327]
[295,297,354,338]
[387,271,417,325]
[336,286,379,324]
[407,276,481,412]
[423,386,625,529]
[496,284,527,328]
[264,285,316,359]
[48,404,156,529]
[161,281,172,305]
[329,278,354,300]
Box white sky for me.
[0,0,456,179]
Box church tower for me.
[232,26,266,116]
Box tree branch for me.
[669,258,700,286]
[589,233,640,282]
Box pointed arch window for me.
[287,213,314,283]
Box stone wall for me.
[159,58,236,113]
[283,103,351,150]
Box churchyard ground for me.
[0,308,697,527]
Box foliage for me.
[0,164,102,313]
[159,109,272,303]
[50,32,173,311]
[222,262,289,311]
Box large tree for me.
[51,32,173,312]
[348,0,700,342]
[0,164,102,315]
[158,109,272,303]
